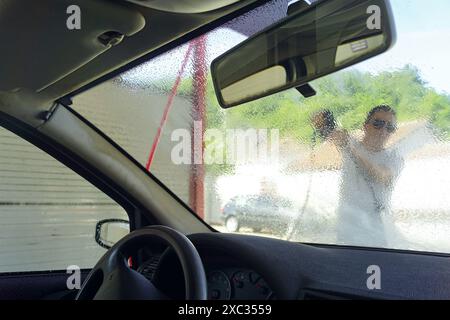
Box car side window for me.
[0,127,129,273]
[234,197,248,206]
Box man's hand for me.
[330,129,349,148]
[311,110,336,139]
[311,111,328,131]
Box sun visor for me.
[0,0,145,92]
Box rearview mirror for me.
[95,219,130,249]
[211,0,396,108]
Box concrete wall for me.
[0,127,128,272]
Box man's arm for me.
[348,142,395,186]
[329,129,395,186]
[311,111,401,186]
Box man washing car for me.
[312,105,406,248]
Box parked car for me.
[222,194,295,234]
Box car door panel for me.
[0,270,90,300]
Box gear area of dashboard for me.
[207,269,274,300]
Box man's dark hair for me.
[365,105,397,124]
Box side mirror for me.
[95,219,130,249]
[211,0,396,108]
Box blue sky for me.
[353,0,450,93]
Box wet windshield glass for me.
[73,0,450,253]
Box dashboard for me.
[137,253,274,300]
[206,268,274,300]
[135,232,450,300]
[135,243,275,300]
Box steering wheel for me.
[76,225,207,300]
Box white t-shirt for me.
[336,137,404,248]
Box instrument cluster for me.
[207,268,274,300]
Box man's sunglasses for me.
[369,119,397,133]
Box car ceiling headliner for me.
[0,0,265,126]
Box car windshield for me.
[72,0,450,254]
